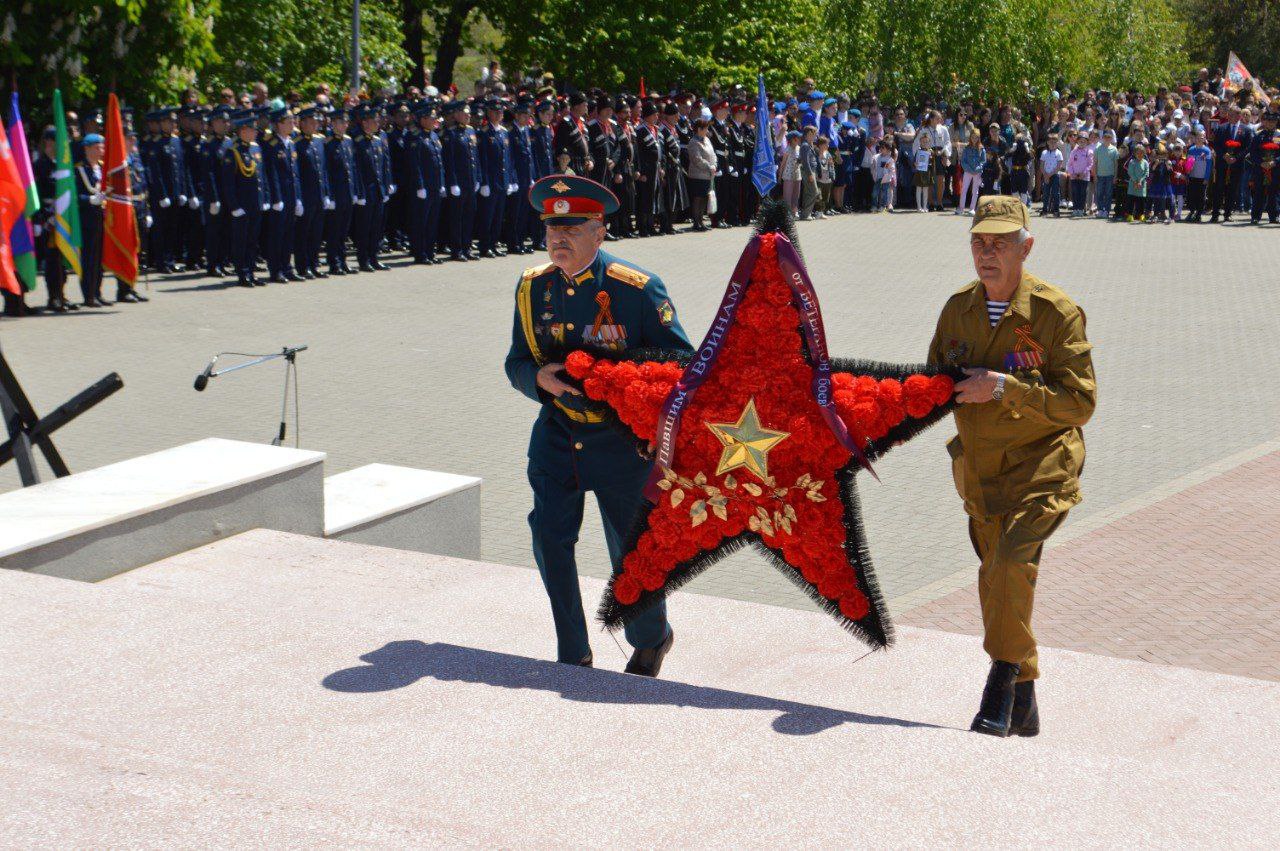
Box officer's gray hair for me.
[1013,227,1030,244]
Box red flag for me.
[639,77,646,99]
[102,93,139,285]
[0,119,28,295]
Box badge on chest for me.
[582,291,628,351]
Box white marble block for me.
[323,463,481,560]
[0,438,325,581]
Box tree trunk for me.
[401,0,426,89]
[431,0,477,91]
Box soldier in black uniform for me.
[658,102,687,234]
[201,107,232,277]
[708,99,735,227]
[385,102,414,251]
[1248,110,1280,225]
[75,134,109,307]
[324,108,362,276]
[220,111,270,288]
[634,101,664,237]
[611,97,637,238]
[587,96,620,241]
[33,128,77,312]
[294,106,332,279]
[731,102,756,222]
[554,92,593,176]
[179,107,205,271]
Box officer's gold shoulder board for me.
[522,262,555,282]
[606,262,649,289]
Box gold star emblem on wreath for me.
[551,180,571,193]
[706,397,790,480]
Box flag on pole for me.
[639,77,646,99]
[0,119,29,295]
[752,74,777,197]
[102,93,139,285]
[6,92,38,291]
[1225,52,1252,94]
[51,88,82,277]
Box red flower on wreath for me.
[564,224,957,649]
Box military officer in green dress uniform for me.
[505,174,692,675]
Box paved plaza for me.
[3,211,1278,677]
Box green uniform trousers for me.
[967,497,1068,682]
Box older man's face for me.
[970,231,1032,287]
[546,220,605,272]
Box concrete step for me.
[4,530,1277,845]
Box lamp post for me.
[351,0,362,95]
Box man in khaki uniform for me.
[928,195,1096,738]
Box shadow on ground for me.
[323,639,945,736]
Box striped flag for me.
[0,119,28,295]
[5,92,38,291]
[102,93,139,284]
[51,89,82,277]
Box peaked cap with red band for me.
[528,174,619,225]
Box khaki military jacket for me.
[928,272,1096,520]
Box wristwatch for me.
[992,373,1007,401]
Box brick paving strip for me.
[899,442,1280,681]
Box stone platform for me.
[2,530,1276,846]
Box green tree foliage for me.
[498,0,824,94]
[0,0,216,111]
[202,0,410,98]
[1177,0,1279,84]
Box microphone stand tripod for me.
[195,346,307,447]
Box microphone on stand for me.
[193,359,215,392]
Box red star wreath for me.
[564,203,960,650]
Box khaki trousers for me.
[967,499,1068,682]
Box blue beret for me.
[824,97,837,107]
[809,90,825,101]
[786,130,801,139]
[850,108,862,117]
[786,98,798,107]
[82,133,104,146]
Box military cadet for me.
[611,97,637,239]
[708,99,735,227]
[658,102,686,233]
[261,108,303,282]
[117,130,151,304]
[352,104,394,271]
[554,92,593,176]
[220,111,271,288]
[75,133,109,307]
[476,98,514,258]
[407,100,446,264]
[147,108,185,273]
[505,98,535,256]
[295,106,332,279]
[927,197,1096,738]
[324,108,363,276]
[528,99,557,249]
[32,128,76,312]
[587,97,620,243]
[179,107,206,271]
[505,174,692,674]
[634,101,664,237]
[1247,110,1279,225]
[385,102,414,251]
[201,106,232,277]
[441,99,480,262]
[731,102,756,221]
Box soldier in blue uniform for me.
[352,104,394,271]
[505,174,692,675]
[441,99,480,262]
[324,108,363,276]
[146,108,185,273]
[263,108,303,282]
[179,107,206,271]
[407,100,446,264]
[528,99,557,250]
[75,134,109,307]
[294,106,332,279]
[475,99,513,258]
[220,111,270,288]
[504,99,535,256]
[385,102,414,252]
[200,107,232,277]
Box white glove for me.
[209,202,221,215]
[189,196,200,209]
[145,214,153,227]
[474,182,480,193]
[295,201,304,216]
[89,192,104,206]
[416,188,427,199]
[324,198,334,210]
[389,184,397,194]
[232,208,246,218]
[272,201,284,212]
[178,194,187,205]
[729,168,738,176]
[159,197,171,208]
[32,224,42,237]
[439,187,446,198]
[480,185,490,197]
[450,185,461,197]
[508,182,518,193]
[261,203,270,211]
[354,197,366,206]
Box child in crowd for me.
[1093,129,1119,219]
[982,126,1005,196]
[872,139,896,212]
[1170,141,1188,220]
[1085,129,1101,214]
[1185,130,1213,222]
[799,125,820,220]
[1039,133,1065,216]
[556,152,574,175]
[779,129,802,215]
[1149,144,1173,223]
[1008,130,1033,206]
[958,131,986,215]
[913,129,933,212]
[815,135,835,219]
[1126,143,1150,222]
[1066,131,1094,218]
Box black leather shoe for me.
[84,298,113,308]
[237,277,254,288]
[372,261,390,271]
[312,269,328,279]
[568,652,593,668]
[624,628,674,677]
[329,266,346,276]
[1009,680,1039,737]
[971,660,1020,737]
[604,233,620,241]
[298,270,314,280]
[47,300,70,313]
[252,277,267,287]
[358,264,375,273]
[116,291,142,303]
[479,249,496,258]
[451,253,467,262]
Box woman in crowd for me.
[685,118,716,232]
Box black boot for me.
[970,660,1020,737]
[1009,680,1039,737]
[624,628,674,678]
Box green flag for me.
[51,88,81,276]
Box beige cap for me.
[970,195,1030,234]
